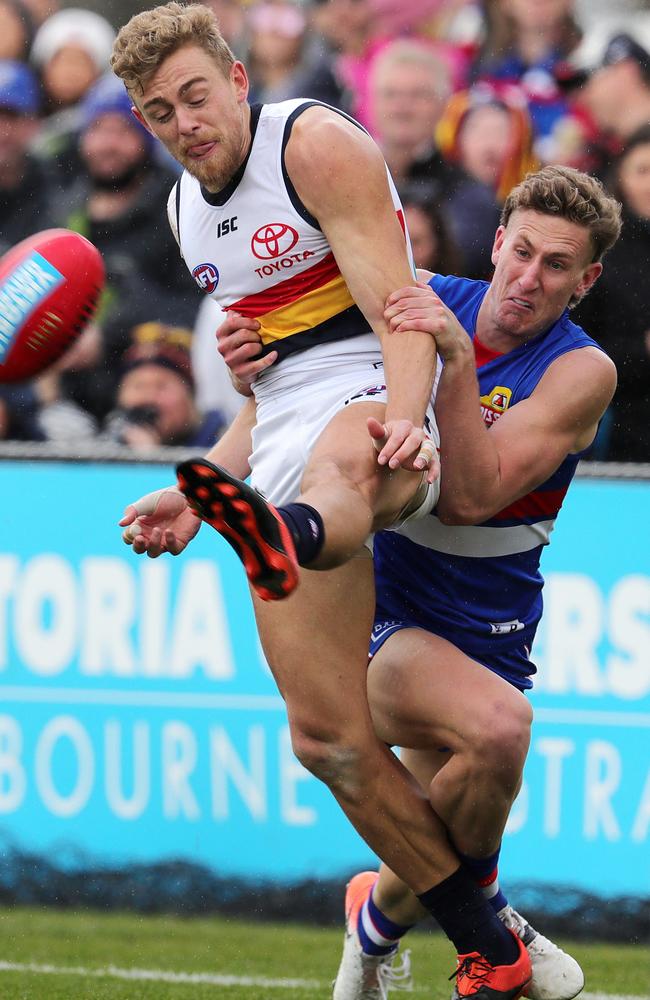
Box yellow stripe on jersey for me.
[257,273,356,344]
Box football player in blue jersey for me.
[119,73,620,998]
[327,165,620,1000]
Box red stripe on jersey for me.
[396,208,405,234]
[492,486,569,522]
[227,252,341,317]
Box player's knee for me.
[471,698,532,781]
[289,726,365,795]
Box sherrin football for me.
[0,229,105,383]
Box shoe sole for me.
[176,459,299,601]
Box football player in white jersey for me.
[122,167,621,1000]
[111,8,597,998]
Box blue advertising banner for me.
[0,462,648,896]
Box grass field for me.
[0,906,648,1000]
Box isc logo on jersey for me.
[251,222,315,279]
[480,385,512,426]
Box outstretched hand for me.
[119,485,200,558]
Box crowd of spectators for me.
[0,0,648,462]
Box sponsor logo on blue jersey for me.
[480,385,513,425]
[0,252,64,362]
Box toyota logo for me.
[251,223,299,260]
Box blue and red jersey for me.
[371,273,605,690]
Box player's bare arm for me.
[385,282,617,523]
[434,347,616,524]
[284,106,437,469]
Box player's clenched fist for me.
[385,283,470,362]
[119,485,200,558]
[217,310,277,389]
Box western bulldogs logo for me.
[192,262,219,293]
[251,223,299,260]
[480,384,513,426]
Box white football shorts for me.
[249,333,440,518]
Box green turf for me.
[0,906,647,999]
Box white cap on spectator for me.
[30,8,116,72]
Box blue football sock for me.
[357,888,414,957]
[277,502,325,565]
[458,848,508,913]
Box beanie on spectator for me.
[0,59,40,115]
[436,81,539,204]
[80,72,154,150]
[120,322,195,391]
[30,8,116,73]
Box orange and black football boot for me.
[176,458,299,601]
[450,931,532,1000]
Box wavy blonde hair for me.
[501,165,622,263]
[111,2,234,97]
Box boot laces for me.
[449,953,494,986]
[377,949,413,992]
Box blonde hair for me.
[501,165,622,262]
[111,2,234,97]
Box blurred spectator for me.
[0,0,35,61]
[573,125,650,463]
[30,7,116,182]
[578,33,650,150]
[435,81,538,202]
[31,7,115,110]
[369,39,500,278]
[51,73,199,422]
[0,384,44,441]
[245,0,341,106]
[398,184,462,275]
[473,0,582,160]
[202,0,248,55]
[0,60,54,256]
[315,0,468,130]
[103,323,227,451]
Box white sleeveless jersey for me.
[168,100,411,365]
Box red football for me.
[0,229,105,383]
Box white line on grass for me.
[0,960,647,1000]
[0,961,321,989]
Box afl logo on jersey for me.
[192,262,219,293]
[251,223,299,260]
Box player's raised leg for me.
[178,398,434,599]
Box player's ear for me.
[131,105,155,136]
[232,61,249,103]
[576,261,602,300]
[491,225,506,267]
